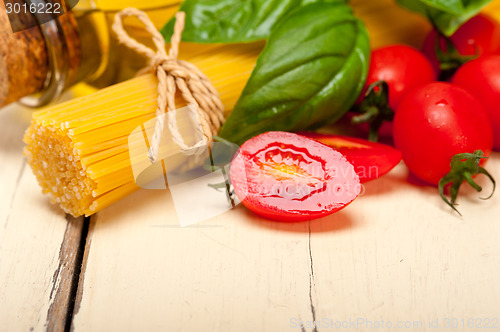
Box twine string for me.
[112,8,224,164]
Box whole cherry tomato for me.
[422,14,500,74]
[230,132,360,221]
[352,45,436,141]
[393,82,495,214]
[358,45,436,110]
[393,82,493,185]
[452,55,500,150]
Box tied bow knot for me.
[112,8,224,163]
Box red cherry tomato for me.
[358,45,436,110]
[299,132,402,182]
[393,82,493,185]
[230,131,360,221]
[452,55,500,150]
[352,45,435,141]
[422,14,500,73]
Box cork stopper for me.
[0,0,81,108]
[0,1,49,107]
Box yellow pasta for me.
[24,42,263,217]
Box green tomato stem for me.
[438,150,495,216]
[351,81,394,142]
[434,33,478,81]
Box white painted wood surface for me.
[72,154,500,332]
[0,104,82,332]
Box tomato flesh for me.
[452,55,500,150]
[393,82,493,185]
[230,132,360,221]
[300,133,402,182]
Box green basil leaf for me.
[161,0,346,43]
[218,2,370,145]
[419,0,463,14]
[396,0,492,36]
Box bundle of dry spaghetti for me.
[24,34,263,216]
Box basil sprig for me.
[396,0,493,36]
[161,0,347,43]
[218,2,370,145]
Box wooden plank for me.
[72,190,314,331]
[72,156,500,332]
[0,104,85,332]
[45,216,86,332]
[309,155,500,331]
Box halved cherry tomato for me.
[299,132,402,182]
[230,131,360,221]
[452,55,500,150]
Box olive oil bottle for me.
[0,0,180,108]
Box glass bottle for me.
[0,0,181,108]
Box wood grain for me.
[71,155,500,332]
[309,159,500,331]
[72,190,315,331]
[0,104,85,332]
[45,216,86,332]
